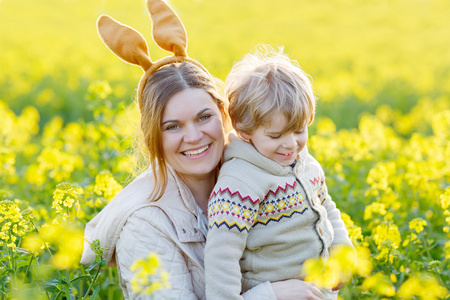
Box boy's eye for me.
[269,135,281,139]
[294,129,305,134]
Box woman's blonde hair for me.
[226,45,316,134]
[139,61,228,201]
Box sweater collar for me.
[224,131,309,176]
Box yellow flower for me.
[26,147,83,186]
[364,202,386,221]
[302,245,359,289]
[93,171,123,201]
[21,232,46,255]
[131,253,171,295]
[302,257,337,289]
[52,182,83,218]
[341,213,364,244]
[87,80,112,100]
[354,246,373,277]
[441,187,450,210]
[37,223,85,269]
[398,273,449,300]
[362,272,396,297]
[366,162,396,191]
[372,221,401,263]
[0,200,33,252]
[408,217,427,234]
[316,117,336,136]
[444,241,450,259]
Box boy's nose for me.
[282,134,297,148]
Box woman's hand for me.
[271,279,322,300]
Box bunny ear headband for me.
[97,0,212,112]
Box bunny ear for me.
[97,15,153,71]
[147,0,187,57]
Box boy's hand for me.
[271,279,322,300]
[332,281,347,291]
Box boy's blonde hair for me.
[226,45,316,134]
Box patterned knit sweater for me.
[204,132,352,300]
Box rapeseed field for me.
[1,0,449,298]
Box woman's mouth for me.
[182,144,210,156]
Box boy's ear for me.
[237,130,251,141]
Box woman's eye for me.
[269,135,281,139]
[165,124,180,131]
[199,115,211,122]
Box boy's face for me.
[239,113,308,167]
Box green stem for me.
[64,283,71,300]
[5,241,14,292]
[53,290,62,300]
[79,267,85,299]
[1,278,5,300]
[108,268,113,300]
[421,234,446,287]
[22,254,35,284]
[82,266,101,300]
[66,206,71,225]
[64,268,71,299]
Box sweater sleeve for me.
[320,178,353,248]
[116,207,200,300]
[205,175,262,300]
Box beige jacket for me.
[81,167,276,300]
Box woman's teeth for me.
[182,145,209,156]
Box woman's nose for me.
[183,124,203,143]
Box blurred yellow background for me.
[1,0,449,127]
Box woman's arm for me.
[116,207,200,300]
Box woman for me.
[81,0,322,299]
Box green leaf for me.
[43,278,63,292]
[90,285,101,300]
[69,274,91,284]
[85,261,102,272]
[15,260,34,269]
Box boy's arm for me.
[320,178,353,247]
[205,176,261,300]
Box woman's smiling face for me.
[161,88,225,180]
